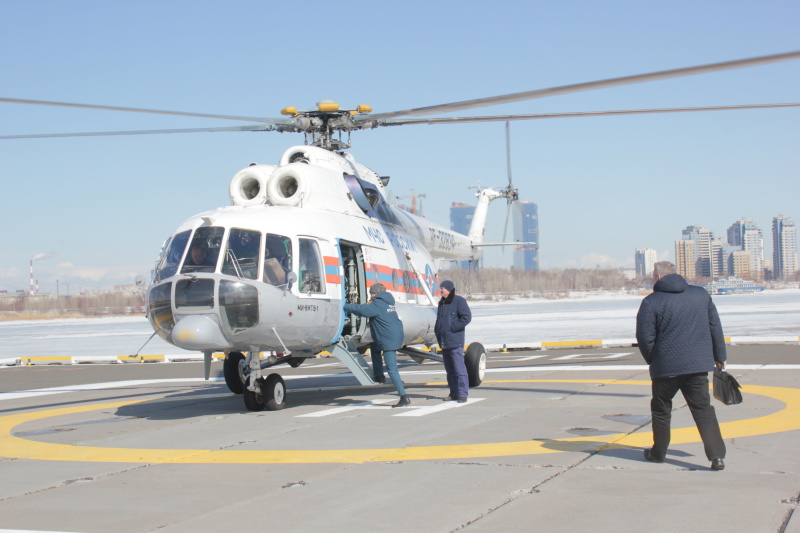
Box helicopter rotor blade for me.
[0,124,281,140]
[502,202,511,243]
[505,121,513,188]
[0,97,284,123]
[365,50,800,121]
[371,103,800,127]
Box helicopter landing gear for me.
[223,351,246,394]
[243,373,286,411]
[465,342,486,387]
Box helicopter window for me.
[222,228,261,280]
[181,226,225,274]
[151,236,172,284]
[264,234,293,287]
[175,278,215,309]
[148,282,175,338]
[298,238,324,294]
[402,271,411,293]
[343,174,372,212]
[220,280,259,334]
[391,269,400,291]
[371,264,380,286]
[155,230,190,281]
[361,184,381,208]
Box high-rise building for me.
[727,218,765,279]
[718,244,743,276]
[674,239,697,279]
[450,203,477,269]
[634,248,657,278]
[513,201,539,271]
[728,250,751,277]
[772,215,798,279]
[681,225,715,278]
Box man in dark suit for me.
[434,280,472,403]
[636,261,728,471]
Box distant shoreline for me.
[2,287,797,323]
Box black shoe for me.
[442,396,455,401]
[393,395,411,408]
[373,375,385,384]
[457,397,467,403]
[643,449,665,463]
[711,458,725,471]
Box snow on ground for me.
[1,289,797,359]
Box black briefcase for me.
[713,368,743,405]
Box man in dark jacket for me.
[636,261,727,470]
[434,280,472,403]
[344,283,410,407]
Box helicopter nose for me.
[172,314,232,351]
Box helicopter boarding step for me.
[327,340,375,386]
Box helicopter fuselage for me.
[145,145,478,357]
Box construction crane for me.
[394,189,427,216]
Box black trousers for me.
[650,372,726,461]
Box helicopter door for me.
[339,240,367,338]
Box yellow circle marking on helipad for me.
[0,379,797,464]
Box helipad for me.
[2,378,798,464]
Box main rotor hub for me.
[279,101,373,150]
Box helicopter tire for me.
[223,351,246,394]
[243,379,266,411]
[262,373,287,411]
[287,357,306,368]
[465,342,486,387]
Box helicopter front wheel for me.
[243,373,286,412]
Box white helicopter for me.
[2,50,799,412]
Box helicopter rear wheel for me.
[465,342,486,387]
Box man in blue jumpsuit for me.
[434,280,472,403]
[344,283,410,408]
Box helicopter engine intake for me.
[229,164,276,206]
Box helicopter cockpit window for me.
[181,227,224,274]
[155,230,190,282]
[264,234,293,287]
[222,228,261,280]
[298,238,324,294]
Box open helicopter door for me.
[321,240,375,385]
[339,240,368,339]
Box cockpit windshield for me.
[181,226,225,274]
[154,230,190,282]
[222,228,261,279]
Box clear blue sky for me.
[1,0,798,293]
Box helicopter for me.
[2,50,799,412]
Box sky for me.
[0,0,798,294]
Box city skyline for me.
[672,214,798,280]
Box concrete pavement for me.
[0,345,799,532]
